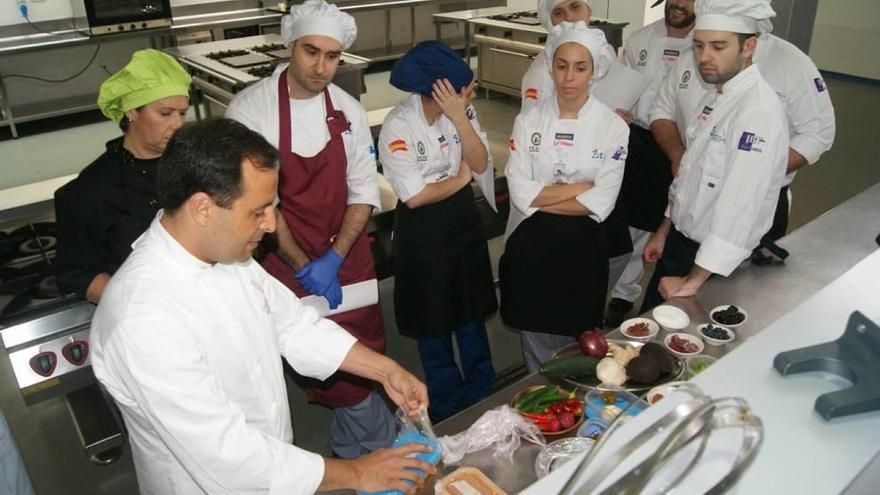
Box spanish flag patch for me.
[525,87,539,100]
[388,139,408,153]
[507,138,516,151]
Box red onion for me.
[578,328,608,358]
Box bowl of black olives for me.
[710,305,747,328]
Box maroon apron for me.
[261,71,385,408]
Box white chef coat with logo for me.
[377,94,495,210]
[504,95,629,240]
[652,34,835,186]
[91,214,358,495]
[622,19,693,130]
[668,65,788,276]
[226,63,381,209]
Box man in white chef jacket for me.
[639,0,789,311]
[91,119,435,495]
[604,0,696,328]
[651,3,835,250]
[226,0,397,459]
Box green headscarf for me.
[97,49,192,123]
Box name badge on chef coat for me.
[552,142,570,185]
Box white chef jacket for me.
[226,63,381,209]
[520,42,619,114]
[621,19,693,130]
[91,214,358,495]
[668,65,788,276]
[652,34,836,186]
[378,94,496,211]
[504,95,629,240]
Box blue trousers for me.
[416,321,495,422]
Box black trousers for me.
[639,225,700,313]
[766,186,790,241]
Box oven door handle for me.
[471,34,543,54]
[487,47,536,60]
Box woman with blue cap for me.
[501,22,629,371]
[379,40,497,421]
[55,49,190,303]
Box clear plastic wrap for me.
[437,405,546,465]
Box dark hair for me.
[118,105,144,133]
[736,33,758,50]
[157,119,279,212]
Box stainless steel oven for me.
[70,0,173,36]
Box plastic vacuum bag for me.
[437,405,546,465]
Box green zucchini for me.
[539,356,600,380]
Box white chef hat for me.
[537,0,593,32]
[694,0,775,34]
[544,21,613,80]
[281,0,357,50]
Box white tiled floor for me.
[0,68,878,495]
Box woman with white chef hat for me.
[500,22,629,371]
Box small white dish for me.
[663,332,704,358]
[619,317,660,342]
[686,355,717,378]
[698,323,736,346]
[646,380,688,406]
[652,305,690,331]
[710,305,748,328]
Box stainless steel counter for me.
[420,181,880,493]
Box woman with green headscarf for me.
[54,48,191,303]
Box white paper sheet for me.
[592,62,651,111]
[300,279,378,317]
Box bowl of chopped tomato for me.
[510,385,585,436]
[619,317,659,342]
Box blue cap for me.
[390,41,473,96]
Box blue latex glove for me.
[357,432,440,495]
[324,278,343,310]
[295,250,344,304]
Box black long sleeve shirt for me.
[54,137,160,298]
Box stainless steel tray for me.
[550,340,685,393]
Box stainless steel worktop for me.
[421,181,880,494]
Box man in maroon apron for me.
[226,0,395,458]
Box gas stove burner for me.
[19,235,56,255]
[489,12,542,26]
[252,43,286,53]
[246,65,278,78]
[205,49,250,60]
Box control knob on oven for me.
[62,340,89,366]
[29,351,57,377]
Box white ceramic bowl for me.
[686,355,717,378]
[652,305,690,331]
[697,323,736,346]
[646,380,688,406]
[619,317,660,342]
[709,305,748,328]
[663,332,704,358]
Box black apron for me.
[620,124,673,232]
[499,212,608,336]
[603,204,633,258]
[393,185,498,339]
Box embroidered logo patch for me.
[525,87,539,100]
[591,148,606,160]
[611,146,627,160]
[417,141,426,155]
[529,132,541,152]
[439,135,449,149]
[697,105,713,123]
[737,131,765,153]
[388,139,408,153]
[638,49,648,66]
[814,77,826,92]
